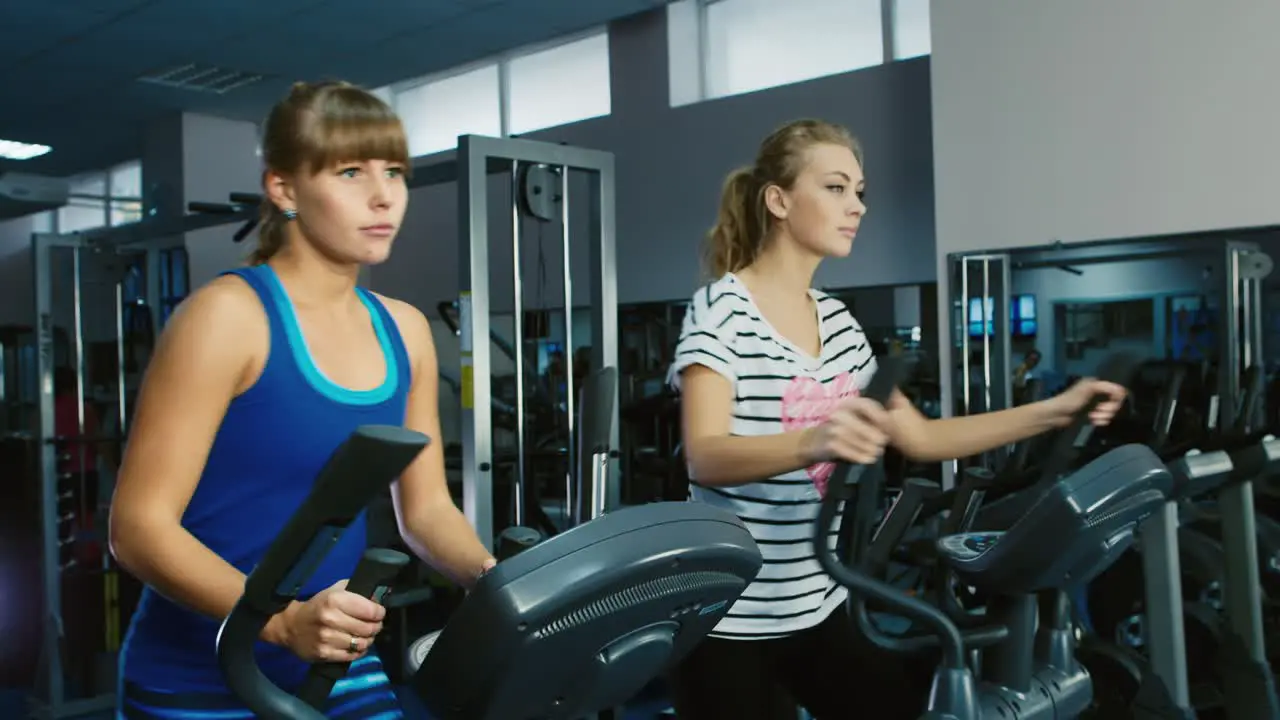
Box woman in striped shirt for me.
[666,119,1126,719]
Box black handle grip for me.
[216,425,429,720]
[1037,352,1140,484]
[824,357,912,500]
[296,548,411,709]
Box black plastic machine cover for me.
[413,501,763,720]
[215,423,764,720]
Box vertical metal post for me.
[509,160,527,527]
[32,233,65,714]
[1139,503,1191,709]
[145,247,162,332]
[981,259,992,417]
[1220,245,1242,431]
[458,137,495,551]
[71,247,88,522]
[560,165,576,526]
[1219,241,1268,663]
[588,157,620,512]
[959,258,971,418]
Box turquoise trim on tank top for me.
[261,266,398,405]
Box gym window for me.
[392,28,612,157]
[669,0,928,107]
[397,63,503,158]
[891,0,931,60]
[54,159,143,233]
[506,31,611,135]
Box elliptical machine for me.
[1083,362,1280,718]
[815,357,1171,719]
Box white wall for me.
[180,113,263,288]
[930,0,1280,470]
[931,0,1280,255]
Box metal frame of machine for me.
[30,223,191,718]
[452,134,619,550]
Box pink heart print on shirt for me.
[780,372,862,497]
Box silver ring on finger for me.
[348,635,360,654]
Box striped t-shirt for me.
[668,273,876,640]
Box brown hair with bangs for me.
[252,80,411,264]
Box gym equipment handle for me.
[296,548,411,709]
[813,358,969,670]
[216,425,429,720]
[1036,352,1141,484]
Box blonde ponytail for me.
[705,166,764,277]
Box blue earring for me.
[282,208,298,220]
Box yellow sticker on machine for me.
[461,364,474,410]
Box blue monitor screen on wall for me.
[968,295,1037,338]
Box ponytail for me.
[249,200,287,265]
[705,166,763,277]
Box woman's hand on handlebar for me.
[801,396,893,466]
[272,579,386,663]
[1046,378,1128,428]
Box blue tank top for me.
[121,264,412,693]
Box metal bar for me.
[997,254,1013,414]
[457,137,495,551]
[1220,480,1265,661]
[1220,246,1242,430]
[587,155,620,512]
[880,0,895,63]
[560,165,576,527]
[71,247,87,521]
[981,259,992,417]
[959,258,971,418]
[32,233,65,712]
[510,160,526,528]
[70,207,255,250]
[1139,503,1191,709]
[114,276,127,499]
[146,247,162,332]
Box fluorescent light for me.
[0,139,52,160]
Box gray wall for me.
[371,11,937,313]
[929,0,1280,464]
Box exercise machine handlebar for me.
[215,425,429,720]
[296,548,411,708]
[811,358,971,670]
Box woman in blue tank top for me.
[108,80,497,719]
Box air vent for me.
[137,63,266,95]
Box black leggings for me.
[667,608,929,719]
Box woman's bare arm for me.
[381,298,495,588]
[680,365,815,487]
[108,276,295,645]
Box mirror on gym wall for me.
[969,226,1280,430]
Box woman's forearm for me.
[898,400,1061,463]
[685,430,813,488]
[401,505,494,589]
[109,518,296,646]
